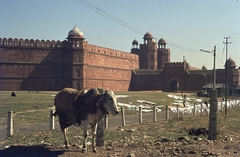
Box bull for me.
[53,87,119,153]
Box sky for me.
[1,0,240,69]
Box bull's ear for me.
[95,94,104,106]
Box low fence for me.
[1,100,240,145]
[4,100,240,136]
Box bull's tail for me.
[52,110,58,116]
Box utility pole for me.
[213,46,216,89]
[200,46,217,140]
[209,46,217,140]
[223,37,231,115]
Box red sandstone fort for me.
[0,26,240,96]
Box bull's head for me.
[95,89,119,115]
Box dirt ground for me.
[1,129,240,157]
[1,138,240,157]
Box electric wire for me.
[77,0,239,67]
[229,42,240,65]
[76,0,144,35]
[76,0,202,53]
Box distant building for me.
[0,26,240,95]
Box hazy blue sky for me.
[1,0,240,69]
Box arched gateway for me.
[169,76,180,92]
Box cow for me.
[53,87,119,153]
[53,88,87,148]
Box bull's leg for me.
[59,116,69,148]
[91,123,98,153]
[63,128,68,148]
[81,120,88,153]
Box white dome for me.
[67,26,84,39]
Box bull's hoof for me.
[82,148,87,153]
[64,142,70,149]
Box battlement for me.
[0,38,63,48]
[86,42,138,60]
[0,38,139,61]
[165,62,184,68]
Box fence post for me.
[208,89,218,140]
[50,109,55,130]
[193,103,196,116]
[121,107,125,127]
[166,106,169,119]
[176,105,179,118]
[153,106,156,122]
[104,115,108,130]
[139,106,142,124]
[7,111,13,137]
[200,102,203,116]
[221,100,223,112]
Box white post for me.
[200,102,203,116]
[121,107,125,127]
[104,115,108,130]
[194,103,196,116]
[221,100,223,112]
[153,106,156,122]
[50,109,55,130]
[139,106,142,124]
[7,111,13,137]
[176,105,179,118]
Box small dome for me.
[158,38,166,45]
[132,39,138,45]
[225,57,236,67]
[67,26,84,39]
[143,32,153,40]
[202,65,207,70]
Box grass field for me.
[1,90,240,151]
[0,90,186,125]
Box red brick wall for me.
[82,43,139,91]
[0,38,139,91]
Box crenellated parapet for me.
[86,43,138,60]
[164,62,185,68]
[0,37,63,48]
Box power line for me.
[168,42,200,53]
[229,43,240,65]
[231,37,240,42]
[76,0,202,53]
[76,0,144,35]
[228,32,240,37]
[219,44,226,67]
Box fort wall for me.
[129,71,163,91]
[81,42,139,91]
[0,37,139,91]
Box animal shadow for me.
[0,145,64,157]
